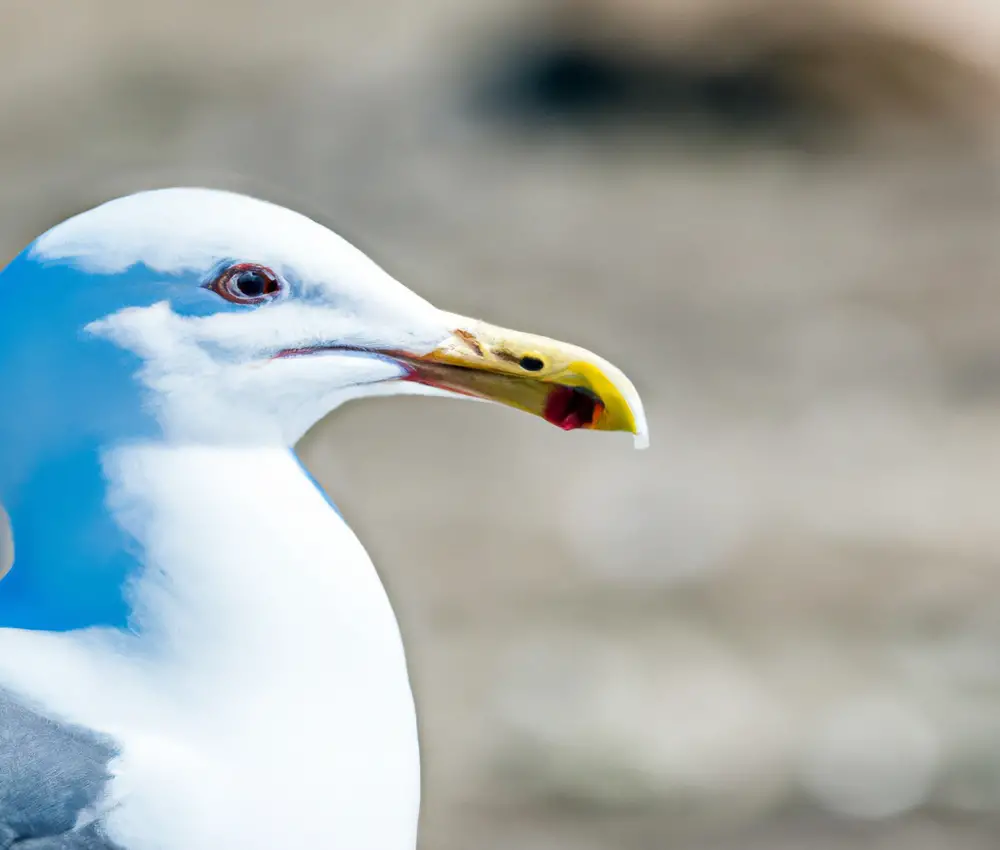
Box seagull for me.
[0,187,647,850]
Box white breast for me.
[0,444,421,850]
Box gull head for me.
[4,187,648,450]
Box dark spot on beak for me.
[519,355,544,372]
[493,349,521,365]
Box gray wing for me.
[0,689,120,849]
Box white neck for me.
[0,442,421,850]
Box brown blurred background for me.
[4,0,1000,847]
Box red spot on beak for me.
[543,386,603,431]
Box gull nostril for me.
[519,355,544,372]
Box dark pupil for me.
[235,271,268,298]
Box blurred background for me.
[4,0,1000,847]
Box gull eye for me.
[209,263,283,304]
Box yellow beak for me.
[397,313,648,449]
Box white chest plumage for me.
[0,444,421,850]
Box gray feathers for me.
[0,690,119,849]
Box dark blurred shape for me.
[478,40,800,137]
[475,0,1000,144]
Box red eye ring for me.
[209,263,282,304]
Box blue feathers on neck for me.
[0,443,138,631]
[0,253,179,631]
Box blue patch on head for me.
[0,251,244,632]
[0,242,352,632]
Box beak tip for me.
[627,399,650,450]
[601,364,648,451]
